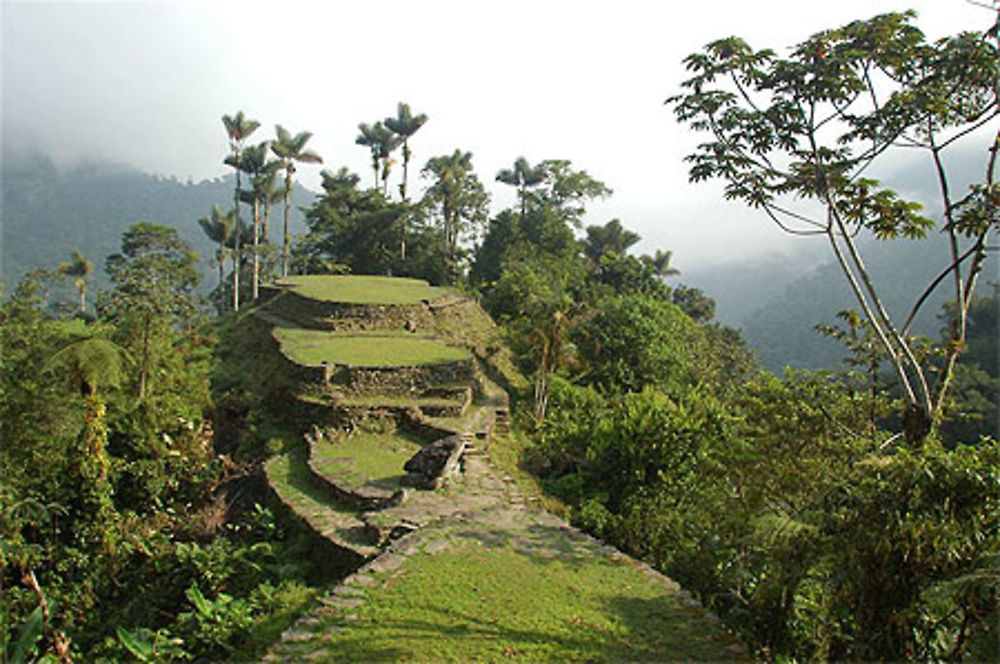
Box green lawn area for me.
[285,538,744,662]
[279,275,450,305]
[273,329,470,367]
[264,453,378,555]
[312,431,423,490]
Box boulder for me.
[402,435,466,489]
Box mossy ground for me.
[273,329,470,367]
[278,275,450,305]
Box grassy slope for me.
[272,329,470,367]
[274,534,744,662]
[278,275,450,305]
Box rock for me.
[402,435,466,489]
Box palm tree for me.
[422,151,490,280]
[58,250,93,314]
[423,150,474,250]
[385,102,428,260]
[384,102,428,202]
[197,205,235,311]
[496,157,546,220]
[260,167,283,244]
[583,219,641,264]
[230,140,279,296]
[222,111,260,311]
[377,129,403,198]
[641,249,680,278]
[355,121,397,194]
[356,122,384,190]
[272,125,322,278]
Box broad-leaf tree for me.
[421,150,490,273]
[668,11,1000,443]
[272,125,322,277]
[221,111,260,311]
[101,223,200,399]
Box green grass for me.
[273,329,470,367]
[312,431,423,490]
[288,538,743,662]
[279,275,450,305]
[265,453,378,555]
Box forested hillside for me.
[0,150,314,292]
[3,9,1000,663]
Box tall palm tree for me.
[496,157,546,220]
[260,167,283,243]
[384,102,428,202]
[377,130,403,198]
[272,125,322,278]
[385,102,428,260]
[58,250,93,314]
[355,121,397,193]
[230,140,279,296]
[222,111,260,311]
[197,205,235,311]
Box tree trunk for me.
[138,314,151,399]
[252,195,260,300]
[282,172,292,278]
[217,245,225,313]
[79,287,86,315]
[233,165,242,312]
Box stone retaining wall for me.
[343,357,475,397]
[263,464,368,577]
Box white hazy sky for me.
[2,0,995,269]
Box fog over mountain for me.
[3,0,992,270]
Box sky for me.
[2,0,996,270]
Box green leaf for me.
[117,626,155,662]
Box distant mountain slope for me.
[1,151,316,291]
[691,236,999,372]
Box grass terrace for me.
[278,275,450,305]
[273,329,470,367]
[312,431,424,490]
[278,534,744,661]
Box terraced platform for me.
[251,275,745,660]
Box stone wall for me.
[343,358,475,397]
